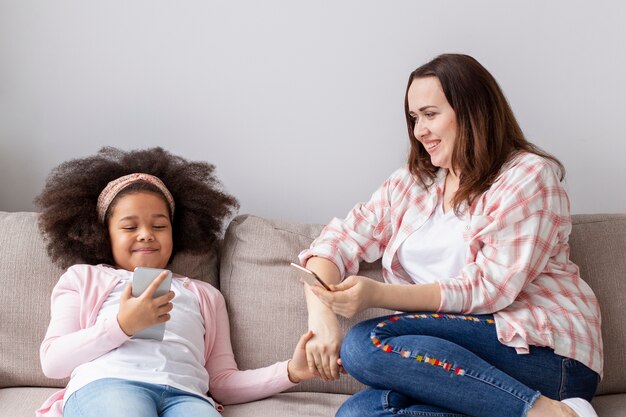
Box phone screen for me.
[131,267,172,341]
[290,263,331,291]
[132,267,172,298]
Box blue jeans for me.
[337,313,599,417]
[63,378,220,417]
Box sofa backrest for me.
[568,214,626,395]
[1,211,624,397]
[221,214,626,396]
[0,211,218,389]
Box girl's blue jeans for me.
[337,313,599,417]
[63,378,220,417]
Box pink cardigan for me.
[37,264,295,417]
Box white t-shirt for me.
[64,269,209,404]
[397,202,467,284]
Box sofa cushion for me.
[0,389,350,417]
[0,387,60,417]
[220,215,393,395]
[1,387,624,417]
[222,392,349,417]
[0,211,218,389]
[569,214,626,396]
[0,212,65,389]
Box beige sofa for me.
[1,211,625,417]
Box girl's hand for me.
[117,271,175,336]
[310,275,380,318]
[287,330,316,383]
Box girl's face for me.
[407,76,458,172]
[107,191,173,271]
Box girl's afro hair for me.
[35,146,239,269]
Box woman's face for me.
[107,191,173,271]
[407,76,458,172]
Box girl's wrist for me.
[287,360,301,384]
[116,314,132,336]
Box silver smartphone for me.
[290,263,331,291]
[131,267,173,341]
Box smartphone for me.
[131,267,173,341]
[290,263,331,291]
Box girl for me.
[299,54,602,417]
[36,147,317,417]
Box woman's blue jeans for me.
[337,313,599,417]
[63,378,220,417]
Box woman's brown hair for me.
[35,147,239,269]
[404,53,564,212]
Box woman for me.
[298,54,602,417]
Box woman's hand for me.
[310,275,380,319]
[117,271,175,336]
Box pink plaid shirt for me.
[299,152,603,377]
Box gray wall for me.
[1,0,625,224]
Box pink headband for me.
[97,173,175,223]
